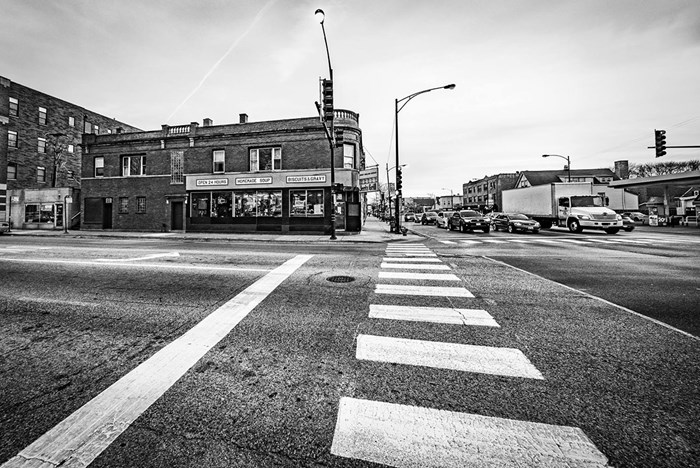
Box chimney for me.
[239,113,248,124]
[203,118,213,127]
[614,160,629,179]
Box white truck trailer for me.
[502,182,624,234]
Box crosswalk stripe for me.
[369,304,499,327]
[375,284,474,297]
[381,263,450,270]
[382,257,442,263]
[439,240,457,244]
[556,239,591,244]
[331,397,610,468]
[385,247,432,252]
[386,253,438,257]
[356,335,544,379]
[481,239,508,243]
[378,271,460,281]
[459,240,481,244]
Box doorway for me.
[102,199,112,229]
[171,201,184,230]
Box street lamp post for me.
[394,84,455,233]
[542,154,571,182]
[315,8,337,239]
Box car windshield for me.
[460,210,479,217]
[426,212,437,216]
[509,214,529,220]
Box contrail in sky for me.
[166,0,278,123]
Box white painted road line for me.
[385,253,438,257]
[96,252,181,262]
[331,397,610,468]
[0,257,271,273]
[1,254,312,468]
[356,334,544,379]
[375,284,474,297]
[458,240,481,244]
[380,262,450,270]
[369,304,500,327]
[378,271,460,281]
[382,257,442,263]
[557,239,591,244]
[438,240,457,244]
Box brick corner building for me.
[80,111,365,234]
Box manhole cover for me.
[327,275,355,283]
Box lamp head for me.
[315,9,325,24]
[444,84,456,90]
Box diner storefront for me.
[186,168,360,233]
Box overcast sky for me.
[2,0,699,197]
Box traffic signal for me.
[334,128,343,147]
[322,79,333,122]
[654,129,667,157]
[396,167,403,192]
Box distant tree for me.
[628,160,700,178]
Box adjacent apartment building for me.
[1,76,140,230]
[463,173,518,212]
[80,111,364,234]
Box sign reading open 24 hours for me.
[286,175,326,183]
[196,179,229,186]
[234,177,272,185]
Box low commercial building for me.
[80,112,364,233]
[463,173,518,212]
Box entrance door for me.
[171,201,184,230]
[335,201,346,230]
[55,203,63,228]
[103,199,113,229]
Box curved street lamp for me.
[394,84,455,233]
[315,8,337,239]
[542,154,571,182]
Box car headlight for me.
[616,214,622,220]
[534,222,540,227]
[577,214,591,220]
[514,222,522,226]
[483,217,490,223]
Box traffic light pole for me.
[394,98,401,234]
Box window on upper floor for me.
[38,137,46,153]
[94,157,104,177]
[85,121,92,134]
[38,107,47,125]
[94,124,100,134]
[8,130,18,148]
[171,151,184,183]
[37,166,46,183]
[9,97,18,116]
[249,147,281,171]
[213,150,225,173]
[67,144,74,153]
[68,116,75,127]
[8,163,17,180]
[122,155,146,176]
[343,144,355,169]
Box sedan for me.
[621,215,635,232]
[404,212,416,222]
[421,211,440,225]
[492,213,540,233]
[448,210,491,233]
[436,211,454,229]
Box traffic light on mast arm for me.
[396,167,403,192]
[322,79,334,122]
[654,129,667,157]
[334,128,344,147]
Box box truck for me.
[502,182,623,234]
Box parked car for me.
[436,211,454,229]
[622,212,647,223]
[0,220,9,234]
[404,212,416,222]
[621,215,635,232]
[420,211,440,225]
[492,213,540,234]
[447,210,491,233]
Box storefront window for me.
[256,191,282,217]
[24,204,54,223]
[191,192,211,217]
[212,192,232,218]
[237,192,257,217]
[290,189,324,217]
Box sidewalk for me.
[2,216,423,244]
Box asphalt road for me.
[0,236,698,467]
